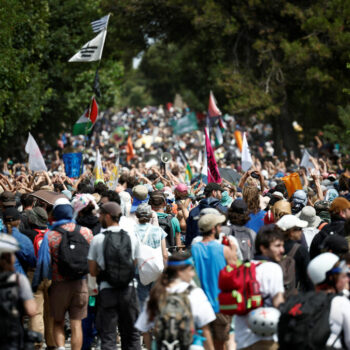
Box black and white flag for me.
[69,30,107,62]
[91,14,110,33]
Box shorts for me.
[210,313,232,342]
[49,279,88,321]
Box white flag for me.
[300,150,315,175]
[91,14,110,33]
[25,133,47,171]
[69,30,107,62]
[241,132,253,172]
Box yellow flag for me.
[93,149,104,183]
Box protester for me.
[135,253,216,350]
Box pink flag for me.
[208,91,222,117]
[205,128,222,183]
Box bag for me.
[158,214,175,248]
[154,286,195,350]
[101,229,134,289]
[137,226,164,286]
[56,224,90,279]
[0,272,23,347]
[230,226,255,261]
[278,243,300,299]
[33,228,49,258]
[278,291,334,350]
[218,261,263,316]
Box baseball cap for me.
[198,213,226,233]
[230,199,248,214]
[322,235,349,255]
[0,191,16,207]
[100,202,122,217]
[3,207,21,222]
[204,183,224,194]
[276,214,308,231]
[0,234,20,254]
[329,197,350,214]
[136,203,152,217]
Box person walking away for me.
[88,202,141,350]
[191,213,237,350]
[135,203,168,310]
[47,198,93,350]
[0,234,38,350]
[135,253,216,350]
[235,225,285,350]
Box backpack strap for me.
[55,224,81,236]
[287,243,300,259]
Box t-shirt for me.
[135,281,216,332]
[327,295,350,349]
[135,223,167,249]
[8,273,33,301]
[48,223,93,282]
[245,210,266,233]
[87,224,140,291]
[235,261,284,349]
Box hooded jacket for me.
[185,197,227,247]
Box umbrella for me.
[219,168,241,184]
[29,190,67,205]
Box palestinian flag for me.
[73,97,98,136]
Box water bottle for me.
[189,330,206,350]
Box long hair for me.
[243,186,260,214]
[147,252,192,322]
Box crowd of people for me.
[1,106,350,350]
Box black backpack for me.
[56,224,90,279]
[278,291,335,350]
[100,229,134,289]
[158,214,175,247]
[0,272,23,348]
[229,225,255,261]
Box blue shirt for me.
[245,210,266,233]
[191,240,226,313]
[10,228,36,275]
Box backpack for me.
[0,272,23,348]
[278,243,300,299]
[136,226,164,286]
[230,226,255,261]
[56,224,90,279]
[154,286,195,350]
[278,291,335,350]
[218,261,263,316]
[158,214,175,248]
[100,229,134,289]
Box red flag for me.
[205,127,222,183]
[88,97,98,124]
[126,135,135,162]
[208,91,221,117]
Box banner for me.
[170,112,198,135]
[93,149,104,183]
[205,127,222,183]
[62,152,83,178]
[241,132,253,172]
[106,155,119,190]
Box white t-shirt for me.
[135,281,216,332]
[327,295,350,349]
[87,222,140,290]
[235,261,284,349]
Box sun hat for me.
[27,207,48,228]
[297,206,321,228]
[0,234,20,255]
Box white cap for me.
[276,214,308,231]
[53,197,71,209]
[307,252,339,285]
[0,234,20,254]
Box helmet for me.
[0,234,20,255]
[307,252,339,285]
[247,307,281,337]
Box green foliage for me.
[323,105,350,153]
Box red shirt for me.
[48,223,93,282]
